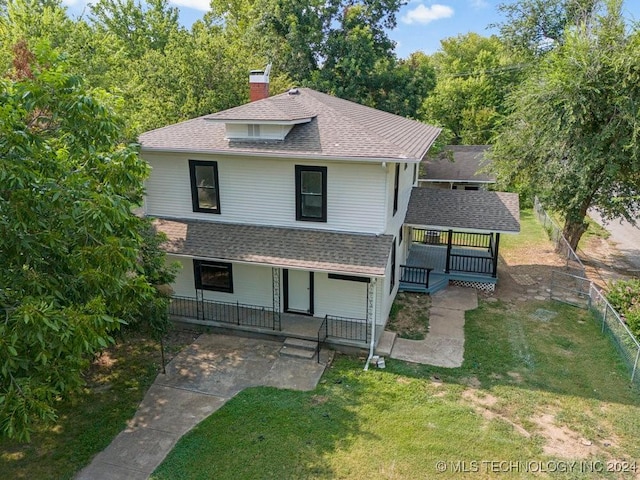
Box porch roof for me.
[405,187,520,233]
[154,218,393,277]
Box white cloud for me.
[169,0,211,11]
[401,4,454,25]
[469,0,489,8]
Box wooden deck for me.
[400,243,497,293]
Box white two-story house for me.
[140,70,520,349]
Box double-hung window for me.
[189,160,221,213]
[194,260,233,293]
[295,165,327,222]
[393,163,400,215]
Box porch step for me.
[283,337,318,351]
[280,337,319,360]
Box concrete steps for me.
[280,337,318,360]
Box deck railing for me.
[412,229,492,250]
[448,253,493,275]
[169,295,278,330]
[400,265,433,288]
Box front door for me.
[284,269,313,315]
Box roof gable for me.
[422,145,496,183]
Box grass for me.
[152,300,640,480]
[386,292,430,340]
[500,209,552,256]
[0,333,187,480]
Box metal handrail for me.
[317,316,328,363]
[400,265,433,288]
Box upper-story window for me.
[393,163,400,215]
[189,160,221,214]
[295,165,327,222]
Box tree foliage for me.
[420,33,522,144]
[494,0,602,56]
[0,45,174,440]
[490,0,640,249]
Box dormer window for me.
[247,124,261,137]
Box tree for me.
[90,0,180,58]
[490,0,640,249]
[420,33,522,144]
[0,45,174,440]
[494,0,601,56]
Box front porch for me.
[168,295,374,350]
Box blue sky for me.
[64,0,640,58]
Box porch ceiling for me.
[405,187,520,233]
[154,218,393,277]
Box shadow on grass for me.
[386,300,639,406]
[151,361,382,480]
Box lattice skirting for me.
[450,280,496,292]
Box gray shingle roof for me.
[405,188,520,233]
[140,88,441,161]
[422,145,496,182]
[155,218,393,277]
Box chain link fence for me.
[533,197,586,277]
[550,270,640,386]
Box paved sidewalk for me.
[390,287,477,368]
[76,334,326,480]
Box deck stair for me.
[280,337,318,360]
[399,272,449,294]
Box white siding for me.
[168,255,273,308]
[145,152,387,234]
[384,161,416,237]
[314,273,368,319]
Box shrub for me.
[606,279,640,315]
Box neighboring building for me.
[419,145,496,190]
[139,70,519,350]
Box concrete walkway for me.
[390,286,478,368]
[76,334,326,480]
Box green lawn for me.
[0,334,183,480]
[501,209,552,255]
[152,301,640,480]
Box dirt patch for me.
[506,371,523,383]
[460,376,482,388]
[310,395,330,406]
[532,413,599,459]
[462,388,531,438]
[387,292,431,340]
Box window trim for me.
[393,163,400,215]
[295,165,327,222]
[399,226,403,245]
[189,160,221,214]
[193,260,233,293]
[413,163,417,185]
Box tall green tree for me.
[494,0,601,56]
[490,0,640,249]
[420,33,522,144]
[0,45,174,440]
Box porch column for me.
[445,229,453,274]
[492,233,501,278]
[272,267,281,330]
[367,278,377,343]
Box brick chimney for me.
[249,64,271,102]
